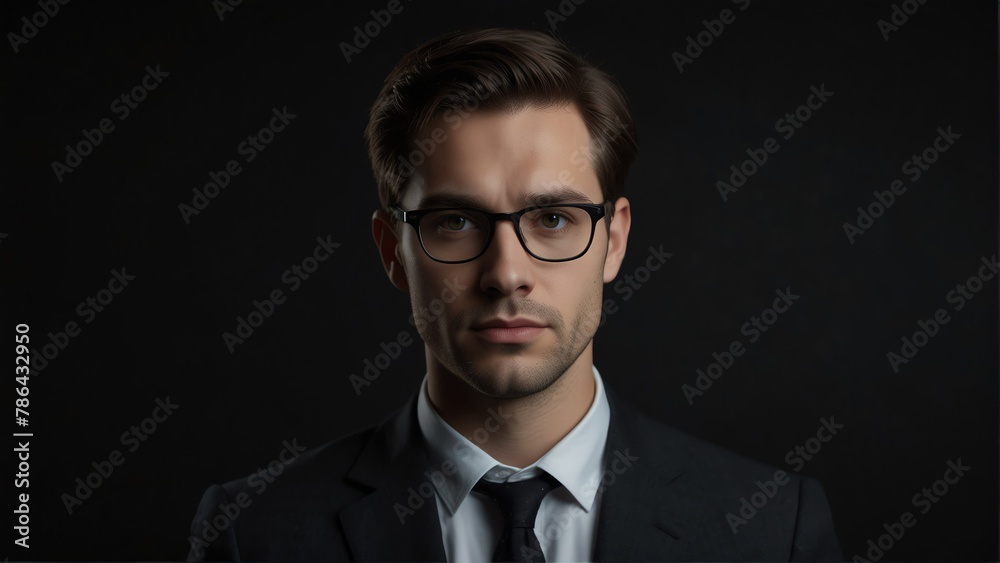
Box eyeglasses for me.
[392,201,612,264]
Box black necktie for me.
[473,472,560,563]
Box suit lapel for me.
[339,394,447,562]
[594,387,699,561]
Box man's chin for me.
[452,354,567,399]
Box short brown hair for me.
[365,28,638,214]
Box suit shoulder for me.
[218,424,376,499]
[187,424,382,560]
[618,402,786,479]
[610,403,841,559]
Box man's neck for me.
[424,346,597,468]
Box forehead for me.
[402,104,602,209]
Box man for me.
[187,28,842,561]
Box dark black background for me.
[3,1,997,560]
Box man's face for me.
[377,104,629,399]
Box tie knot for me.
[473,472,561,529]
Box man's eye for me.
[540,213,565,229]
[442,215,470,230]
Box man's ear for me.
[372,209,409,292]
[602,197,631,284]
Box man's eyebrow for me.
[524,186,596,206]
[417,186,597,210]
[417,193,484,209]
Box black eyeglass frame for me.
[392,200,614,264]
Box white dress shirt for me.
[416,365,611,562]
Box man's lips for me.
[471,317,547,330]
[471,318,548,344]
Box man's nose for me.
[478,219,535,296]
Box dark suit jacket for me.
[187,385,842,561]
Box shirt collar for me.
[416,365,611,516]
